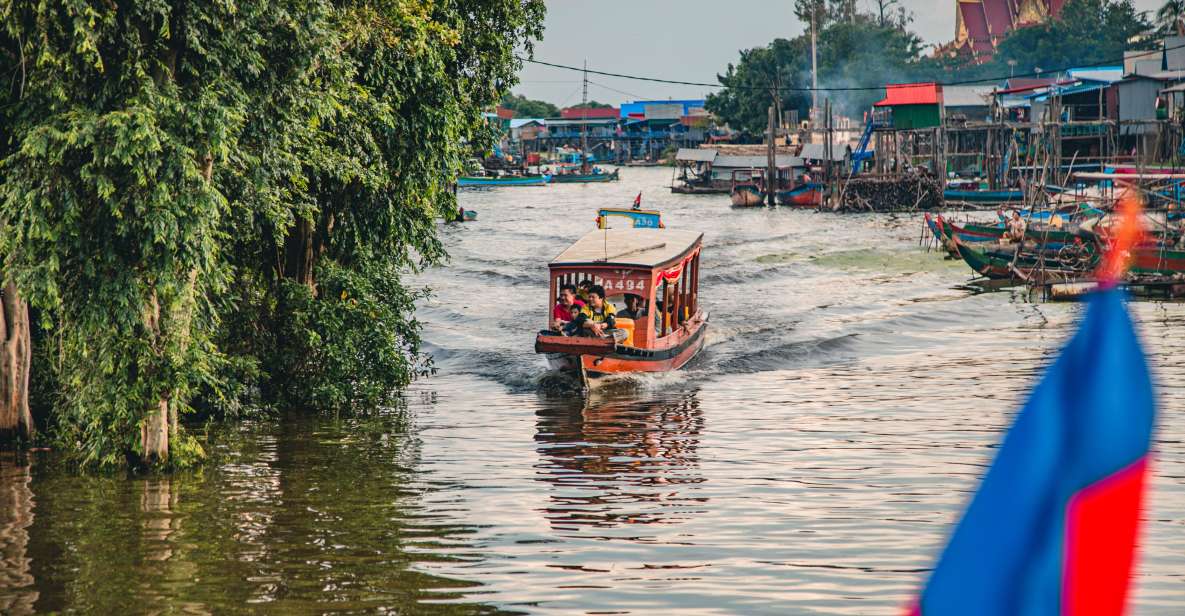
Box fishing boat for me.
[729,170,765,207]
[535,228,708,387]
[952,237,1096,283]
[775,182,823,207]
[551,168,621,183]
[596,208,663,229]
[457,174,551,187]
[942,188,1025,204]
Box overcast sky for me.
[513,0,1165,107]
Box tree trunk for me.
[140,289,169,462]
[0,282,33,439]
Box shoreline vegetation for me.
[0,0,546,468]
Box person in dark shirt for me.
[617,294,646,320]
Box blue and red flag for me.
[912,195,1156,615]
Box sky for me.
[513,0,1166,107]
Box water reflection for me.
[534,388,708,532]
[0,453,36,615]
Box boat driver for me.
[617,294,646,319]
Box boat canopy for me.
[550,229,702,269]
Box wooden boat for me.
[596,208,663,229]
[943,187,1024,204]
[730,184,764,207]
[952,237,1096,282]
[551,169,621,183]
[728,169,766,207]
[535,229,708,387]
[775,182,823,207]
[457,174,551,187]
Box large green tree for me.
[0,0,544,467]
[501,93,561,118]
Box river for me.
[1,167,1183,614]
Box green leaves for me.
[0,0,544,467]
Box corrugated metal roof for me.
[509,118,545,128]
[676,148,717,162]
[799,143,846,162]
[1067,67,1123,84]
[874,83,941,107]
[942,85,993,108]
[544,118,619,126]
[560,106,619,119]
[713,154,802,168]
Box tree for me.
[0,0,545,467]
[1156,0,1185,35]
[987,0,1149,75]
[706,38,812,133]
[501,93,561,118]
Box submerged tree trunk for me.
[0,281,33,439]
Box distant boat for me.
[942,187,1024,204]
[730,183,764,207]
[458,174,551,187]
[775,182,823,207]
[551,169,620,183]
[729,169,765,207]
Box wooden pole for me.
[767,104,777,205]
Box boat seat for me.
[614,317,635,346]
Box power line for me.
[519,42,1185,92]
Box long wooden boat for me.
[535,229,707,387]
[775,183,823,207]
[952,238,1097,282]
[943,188,1024,204]
[551,169,620,183]
[458,174,551,187]
[597,208,663,229]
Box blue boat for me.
[943,188,1024,204]
[596,208,663,229]
[458,174,551,187]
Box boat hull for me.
[775,183,823,207]
[458,175,550,187]
[536,316,708,387]
[730,186,765,207]
[551,170,620,183]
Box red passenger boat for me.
[534,229,708,387]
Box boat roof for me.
[550,228,702,268]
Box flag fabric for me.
[632,192,642,210]
[913,286,1155,615]
[914,194,1155,615]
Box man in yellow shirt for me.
[577,285,617,337]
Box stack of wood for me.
[832,176,942,213]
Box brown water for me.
[2,167,1184,614]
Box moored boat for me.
[551,169,621,183]
[458,174,551,187]
[730,184,764,207]
[534,229,707,387]
[775,182,824,207]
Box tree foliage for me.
[501,93,561,118]
[0,0,544,467]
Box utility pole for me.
[581,59,590,173]
[811,5,819,131]
[767,104,777,206]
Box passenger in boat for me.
[551,284,585,333]
[577,279,593,302]
[1007,210,1027,243]
[576,285,617,337]
[617,294,646,319]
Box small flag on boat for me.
[911,194,1155,615]
[632,192,642,210]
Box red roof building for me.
[560,106,619,120]
[874,83,943,107]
